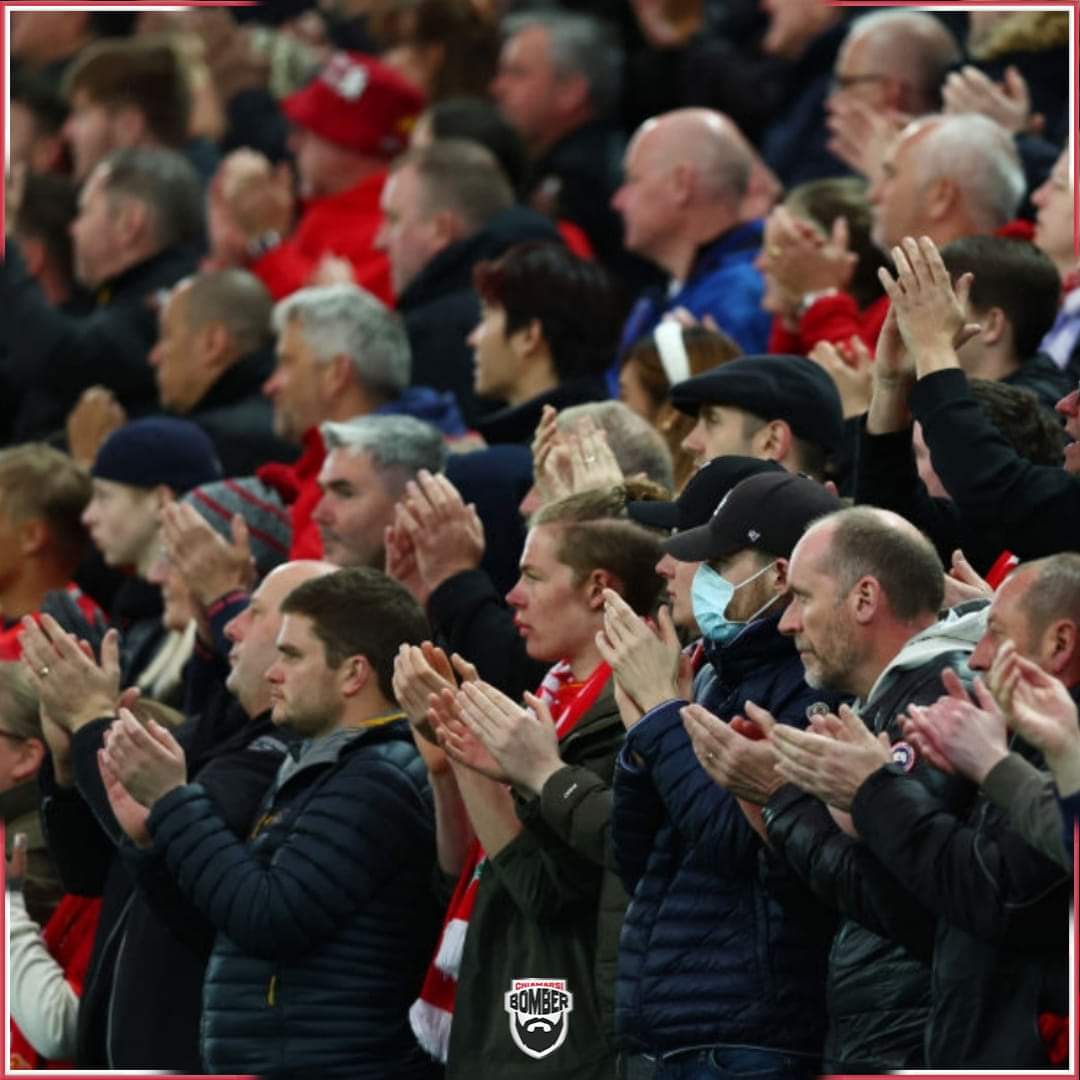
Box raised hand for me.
[681,701,784,805]
[454,682,565,795]
[770,703,890,810]
[21,617,121,733]
[596,589,683,717]
[878,236,982,376]
[101,709,187,809]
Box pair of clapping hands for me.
[595,589,891,822]
[392,642,566,797]
[19,614,187,848]
[903,640,1080,793]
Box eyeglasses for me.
[830,73,889,93]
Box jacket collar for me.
[475,377,608,444]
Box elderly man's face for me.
[312,448,399,568]
[70,164,124,288]
[490,26,561,148]
[611,126,681,263]
[779,526,861,693]
[867,124,934,253]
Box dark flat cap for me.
[669,354,844,452]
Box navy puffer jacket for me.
[613,616,844,1056]
[147,720,441,1080]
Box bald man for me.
[613,108,772,365]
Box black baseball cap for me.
[669,354,844,452]
[662,471,842,562]
[627,456,784,532]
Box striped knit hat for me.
[182,477,291,579]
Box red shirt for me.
[249,172,392,303]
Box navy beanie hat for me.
[91,418,223,495]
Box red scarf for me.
[409,661,611,1062]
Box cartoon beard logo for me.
[505,980,574,1060]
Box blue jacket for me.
[147,720,440,1080]
[611,221,770,394]
[612,616,842,1056]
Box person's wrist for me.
[914,344,959,376]
[970,745,1009,785]
[1046,743,1080,796]
[520,757,562,798]
[69,699,116,732]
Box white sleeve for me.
[7,891,80,1061]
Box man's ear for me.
[850,575,881,624]
[17,516,49,558]
[754,419,793,464]
[12,737,45,784]
[110,103,148,148]
[924,176,956,224]
[1044,618,1078,677]
[553,70,589,117]
[771,557,789,593]
[509,318,546,361]
[113,196,150,248]
[430,207,464,248]
[153,485,177,513]
[976,305,1007,347]
[324,353,356,397]
[197,321,233,373]
[585,568,620,609]
[340,654,371,698]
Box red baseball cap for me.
[282,51,426,158]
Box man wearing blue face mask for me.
[599,470,849,1080]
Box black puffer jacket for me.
[612,619,842,1057]
[763,612,981,1073]
[148,720,440,1080]
[853,735,1071,1068]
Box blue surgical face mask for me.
[691,559,780,645]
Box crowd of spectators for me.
[2,2,1076,1078]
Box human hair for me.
[372,0,499,100]
[320,415,447,495]
[624,327,742,410]
[98,146,203,252]
[785,177,886,309]
[968,380,1065,467]
[1020,553,1080,641]
[274,284,410,397]
[63,38,191,147]
[472,241,623,382]
[0,444,91,567]
[184,270,273,358]
[0,663,42,742]
[11,69,67,134]
[15,172,79,292]
[816,506,944,620]
[912,115,1025,233]
[940,235,1061,359]
[848,10,961,111]
[425,96,527,192]
[556,401,674,490]
[281,566,429,700]
[392,139,514,233]
[503,10,623,117]
[531,494,665,616]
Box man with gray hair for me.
[1,146,202,440]
[264,283,465,445]
[376,138,562,425]
[869,113,1025,254]
[491,10,632,275]
[313,414,447,568]
[614,108,771,360]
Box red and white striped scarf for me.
[409,660,611,1061]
